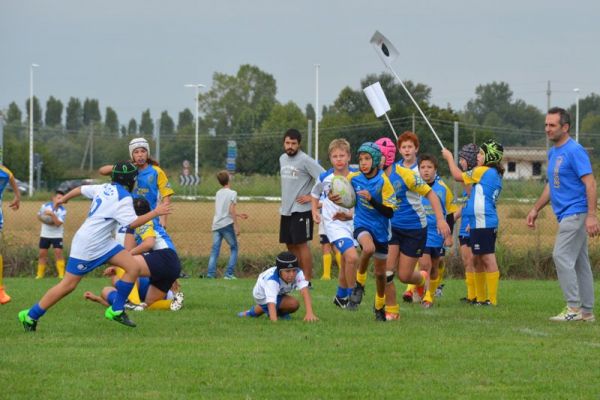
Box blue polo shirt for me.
[547,138,592,222]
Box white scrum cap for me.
[129,137,150,158]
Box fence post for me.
[307,119,313,159]
[453,121,460,257]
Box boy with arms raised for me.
[238,251,318,322]
[311,139,358,308]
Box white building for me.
[501,147,546,180]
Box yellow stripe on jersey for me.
[0,165,14,178]
[462,166,489,185]
[395,165,431,197]
[136,222,156,241]
[155,166,175,198]
[381,173,397,210]
[439,179,459,214]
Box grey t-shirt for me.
[212,187,237,231]
[279,150,324,216]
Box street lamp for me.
[29,63,40,197]
[184,83,206,177]
[573,88,580,143]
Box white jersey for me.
[39,202,66,239]
[69,184,137,261]
[311,168,354,243]
[252,266,309,305]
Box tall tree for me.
[159,110,175,136]
[139,109,154,136]
[7,102,22,124]
[83,98,101,126]
[127,118,138,135]
[198,64,278,136]
[105,107,119,133]
[45,96,63,127]
[25,96,42,127]
[569,93,600,120]
[65,97,83,132]
[177,108,194,131]
[120,125,127,136]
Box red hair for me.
[397,131,419,149]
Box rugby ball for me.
[330,175,355,208]
[41,214,54,224]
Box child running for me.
[238,251,318,322]
[442,140,504,306]
[332,142,396,321]
[18,162,172,331]
[417,154,458,308]
[311,138,358,309]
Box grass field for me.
[2,277,599,399]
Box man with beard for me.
[279,129,324,284]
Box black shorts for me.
[458,235,470,247]
[319,234,330,245]
[39,237,63,249]
[423,246,445,259]
[470,228,497,255]
[279,211,314,245]
[143,248,181,293]
[353,227,388,259]
[389,227,427,258]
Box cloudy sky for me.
[2,0,599,126]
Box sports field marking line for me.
[516,327,550,337]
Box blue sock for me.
[112,280,135,312]
[336,286,346,298]
[107,291,118,306]
[345,287,353,298]
[247,307,258,317]
[28,303,47,320]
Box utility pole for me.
[546,81,551,151]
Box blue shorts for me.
[39,237,63,249]
[470,228,497,255]
[259,295,283,315]
[353,227,388,259]
[143,248,181,293]
[389,227,427,258]
[332,237,356,254]
[423,246,445,259]
[319,234,330,245]
[458,235,470,247]
[66,245,124,276]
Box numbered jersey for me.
[462,167,502,229]
[69,184,137,261]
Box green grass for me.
[2,278,599,399]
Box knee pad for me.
[386,271,395,285]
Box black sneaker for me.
[105,306,137,328]
[345,300,359,311]
[349,283,365,305]
[476,300,492,306]
[333,296,348,309]
[18,309,37,332]
[374,306,386,322]
[460,297,476,303]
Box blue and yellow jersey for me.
[389,162,431,229]
[134,165,174,212]
[462,166,502,229]
[0,165,14,202]
[135,219,176,251]
[422,177,458,248]
[456,188,471,237]
[347,170,396,243]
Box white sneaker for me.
[125,302,147,312]
[582,313,596,323]
[170,292,184,311]
[549,307,582,322]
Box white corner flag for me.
[363,82,390,118]
[363,81,398,140]
[370,31,399,67]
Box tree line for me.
[2,64,600,187]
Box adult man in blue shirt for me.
[527,107,599,322]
